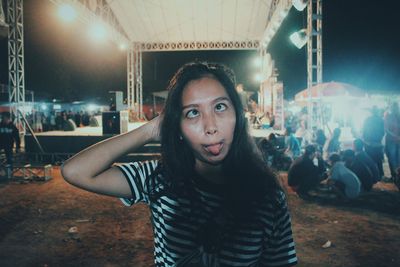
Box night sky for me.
[0,0,399,103]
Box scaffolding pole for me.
[127,43,143,120]
[307,0,323,131]
[7,0,25,134]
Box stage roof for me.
[105,0,292,50]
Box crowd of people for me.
[26,110,97,132]
[259,102,400,199]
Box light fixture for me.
[292,0,308,11]
[289,29,308,49]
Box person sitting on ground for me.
[61,62,297,266]
[328,153,361,199]
[288,144,327,199]
[353,138,380,183]
[258,133,279,166]
[342,149,374,192]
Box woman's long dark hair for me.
[160,62,283,219]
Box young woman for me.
[62,62,297,267]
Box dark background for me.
[0,0,399,103]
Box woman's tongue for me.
[205,143,222,155]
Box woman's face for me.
[180,77,236,167]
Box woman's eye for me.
[215,103,227,112]
[186,109,199,118]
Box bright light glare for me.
[254,73,263,82]
[58,4,77,23]
[40,104,47,110]
[292,0,307,11]
[119,43,127,51]
[290,29,308,49]
[253,57,262,67]
[89,22,108,42]
[87,104,98,112]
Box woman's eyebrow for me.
[182,96,231,110]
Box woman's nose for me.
[204,114,218,135]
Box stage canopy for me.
[105,0,289,49]
[294,82,366,102]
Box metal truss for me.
[7,0,25,133]
[261,0,292,49]
[139,40,259,52]
[127,43,143,120]
[50,0,129,45]
[307,0,323,88]
[307,0,323,130]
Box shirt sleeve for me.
[116,160,159,206]
[260,192,297,266]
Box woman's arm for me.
[61,116,161,198]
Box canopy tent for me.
[106,0,286,47]
[294,82,366,102]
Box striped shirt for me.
[118,160,297,267]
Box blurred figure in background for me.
[324,127,341,160]
[362,106,385,179]
[328,153,361,199]
[0,112,20,170]
[342,149,374,192]
[384,102,400,180]
[353,138,380,184]
[288,145,327,199]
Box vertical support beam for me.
[127,43,143,120]
[127,45,134,110]
[7,0,25,134]
[306,0,323,132]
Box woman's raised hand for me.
[146,114,163,142]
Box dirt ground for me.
[0,167,399,267]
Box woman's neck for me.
[195,161,225,185]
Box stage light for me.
[58,3,77,23]
[290,29,308,49]
[89,22,108,42]
[292,0,308,11]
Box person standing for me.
[0,112,20,170]
[384,102,400,180]
[362,106,385,178]
[61,62,297,266]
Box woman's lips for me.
[204,142,223,155]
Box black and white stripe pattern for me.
[118,160,297,267]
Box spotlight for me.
[89,22,108,42]
[289,29,308,49]
[292,0,308,11]
[58,4,77,23]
